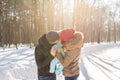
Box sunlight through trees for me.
[0,0,120,48]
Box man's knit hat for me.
[46,31,59,43]
[60,28,75,41]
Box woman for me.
[55,28,84,80]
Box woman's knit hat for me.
[46,31,59,43]
[60,28,75,41]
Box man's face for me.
[50,38,60,44]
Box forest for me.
[0,0,120,48]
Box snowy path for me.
[80,43,120,80]
[0,43,120,80]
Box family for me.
[34,28,84,80]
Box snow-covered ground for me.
[0,43,120,80]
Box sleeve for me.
[35,45,54,69]
[56,50,78,68]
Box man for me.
[35,31,60,80]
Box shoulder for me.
[35,44,40,49]
[68,31,84,44]
[35,45,41,52]
[66,31,84,50]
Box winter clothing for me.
[35,34,56,78]
[50,43,66,75]
[56,31,84,77]
[46,31,59,43]
[60,28,75,41]
[50,57,63,75]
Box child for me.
[49,42,66,80]
[49,41,66,79]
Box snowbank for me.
[0,43,120,80]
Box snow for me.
[0,46,37,80]
[79,43,120,80]
[0,43,120,80]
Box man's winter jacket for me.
[35,34,55,77]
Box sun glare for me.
[63,0,74,12]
